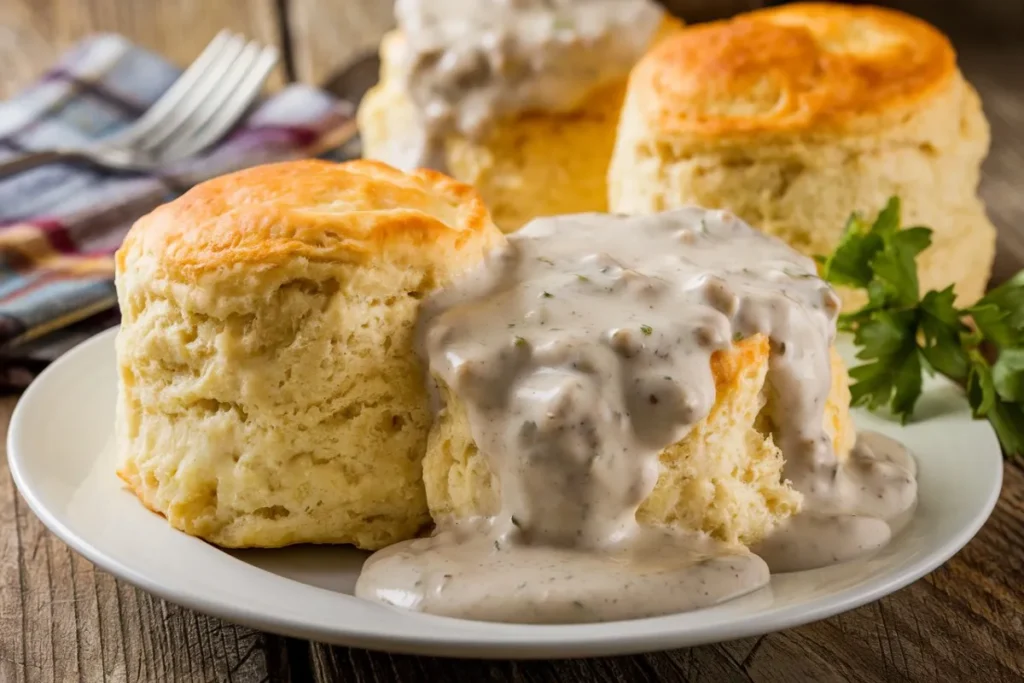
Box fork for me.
[0,31,279,180]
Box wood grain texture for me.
[660,0,767,21]
[0,397,289,683]
[844,1,1024,41]
[284,0,394,87]
[282,0,771,88]
[307,638,762,683]
[0,0,284,99]
[960,46,1024,286]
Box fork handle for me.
[0,150,91,180]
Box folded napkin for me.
[0,34,357,391]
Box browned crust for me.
[711,334,768,391]
[630,2,956,140]
[116,159,505,277]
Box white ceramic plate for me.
[8,328,1003,659]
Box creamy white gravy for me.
[753,431,918,572]
[355,209,919,623]
[388,0,664,171]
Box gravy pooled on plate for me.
[392,0,663,170]
[356,209,918,623]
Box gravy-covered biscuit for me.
[359,2,682,231]
[425,336,853,546]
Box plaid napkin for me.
[0,34,358,391]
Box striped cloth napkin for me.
[0,34,358,391]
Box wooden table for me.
[2,2,1023,681]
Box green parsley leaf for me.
[847,309,921,423]
[966,351,1024,455]
[993,347,1024,402]
[987,400,1024,457]
[969,270,1024,349]
[867,226,931,308]
[837,306,878,333]
[967,350,998,417]
[967,303,1012,348]
[871,195,903,236]
[919,286,970,381]
[889,350,924,422]
[819,196,1024,459]
[919,285,961,327]
[818,212,881,289]
[852,308,917,359]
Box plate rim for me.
[6,327,1006,659]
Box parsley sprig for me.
[818,196,1024,460]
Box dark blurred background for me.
[662,0,1024,41]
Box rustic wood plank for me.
[308,641,758,683]
[663,1,1024,39]
[281,0,1024,80]
[0,0,284,99]
[282,0,769,89]
[0,398,285,683]
[0,397,26,683]
[959,45,1024,286]
[660,1,767,21]
[842,1,1024,42]
[284,0,393,87]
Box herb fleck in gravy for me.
[386,0,664,171]
[355,209,918,624]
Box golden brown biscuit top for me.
[629,2,956,139]
[118,159,505,276]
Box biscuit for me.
[114,160,506,549]
[609,3,995,306]
[424,336,854,546]
[360,17,683,232]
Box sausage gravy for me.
[356,209,919,623]
[388,0,664,171]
